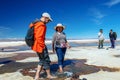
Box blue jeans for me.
[110,39,115,48]
[55,47,66,67]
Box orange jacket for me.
[30,21,46,53]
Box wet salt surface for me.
[0,46,120,80]
[1,41,120,52]
[0,45,30,52]
[20,59,119,79]
[0,52,119,79]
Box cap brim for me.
[49,17,53,21]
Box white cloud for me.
[92,19,102,25]
[89,8,105,25]
[104,0,120,7]
[0,26,11,30]
[0,26,12,37]
[90,8,105,19]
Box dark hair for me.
[56,27,64,32]
[110,29,113,31]
[100,29,103,32]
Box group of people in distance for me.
[98,29,117,49]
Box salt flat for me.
[0,40,120,80]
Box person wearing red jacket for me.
[30,12,55,80]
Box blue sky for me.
[0,0,120,39]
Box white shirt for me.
[98,32,104,40]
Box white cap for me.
[42,12,53,21]
[54,23,65,30]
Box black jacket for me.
[109,32,117,40]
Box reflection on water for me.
[1,41,120,52]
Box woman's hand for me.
[66,43,71,49]
[67,45,71,49]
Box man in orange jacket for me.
[30,12,55,80]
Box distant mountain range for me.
[0,38,119,42]
[0,38,98,41]
[0,38,24,42]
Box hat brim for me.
[54,26,65,30]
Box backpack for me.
[25,19,40,47]
[113,32,117,40]
[25,26,34,47]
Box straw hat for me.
[54,23,65,30]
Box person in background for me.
[109,29,117,48]
[30,12,55,80]
[98,29,104,49]
[52,23,71,73]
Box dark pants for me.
[110,39,115,48]
[55,47,66,67]
[37,46,51,70]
